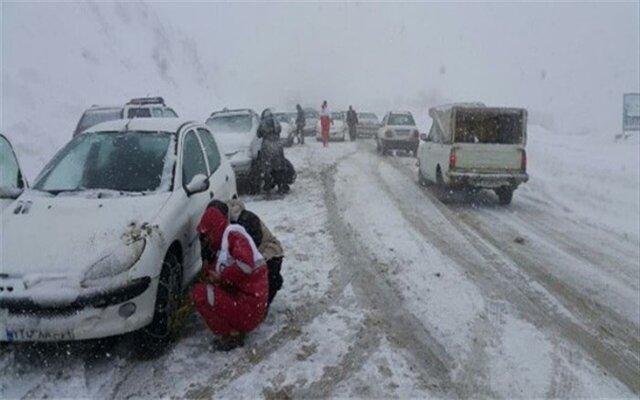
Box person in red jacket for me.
[191,203,269,351]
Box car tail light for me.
[385,129,393,138]
[449,148,457,169]
[413,130,419,139]
[521,149,527,172]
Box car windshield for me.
[77,109,122,133]
[388,114,415,126]
[274,114,290,123]
[454,110,525,144]
[33,131,175,194]
[360,113,378,121]
[206,114,253,134]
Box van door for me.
[0,134,27,211]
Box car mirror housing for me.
[0,186,24,199]
[184,174,210,196]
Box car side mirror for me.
[420,134,429,142]
[0,186,24,200]
[184,174,209,196]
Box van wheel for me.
[138,252,182,353]
[496,186,514,205]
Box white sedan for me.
[316,112,347,141]
[0,118,237,346]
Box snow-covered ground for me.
[1,131,638,398]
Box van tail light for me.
[521,149,527,172]
[449,148,457,169]
[385,129,393,138]
[413,130,419,139]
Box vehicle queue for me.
[0,96,528,351]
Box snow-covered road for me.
[1,136,638,399]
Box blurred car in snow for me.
[417,103,529,205]
[316,111,348,141]
[73,105,123,137]
[356,112,380,138]
[376,111,420,156]
[273,112,295,147]
[123,97,179,119]
[0,134,28,211]
[0,118,236,344]
[206,108,262,190]
[303,107,319,136]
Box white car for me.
[316,112,347,141]
[417,103,529,204]
[123,97,179,119]
[0,134,28,211]
[0,118,237,344]
[205,109,262,188]
[376,111,420,156]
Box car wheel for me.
[495,186,514,205]
[139,251,182,351]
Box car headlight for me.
[81,239,146,287]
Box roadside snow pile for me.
[525,126,640,242]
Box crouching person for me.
[228,198,284,305]
[191,203,268,351]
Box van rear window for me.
[454,110,524,144]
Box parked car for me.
[417,103,529,205]
[0,134,27,211]
[316,111,347,141]
[356,112,380,138]
[376,111,420,156]
[73,105,123,137]
[205,108,262,191]
[273,112,295,147]
[123,97,179,119]
[303,108,319,136]
[0,118,237,345]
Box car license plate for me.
[4,327,75,342]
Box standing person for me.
[227,199,284,305]
[257,108,289,194]
[295,104,306,145]
[191,203,268,351]
[320,100,332,148]
[346,105,358,141]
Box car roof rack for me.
[210,108,253,116]
[127,96,165,106]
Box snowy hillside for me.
[1,2,218,179]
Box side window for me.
[164,108,178,118]
[127,108,151,118]
[197,128,221,174]
[0,136,22,189]
[151,108,163,117]
[182,130,208,185]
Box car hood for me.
[215,133,253,156]
[1,190,172,279]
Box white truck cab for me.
[418,103,529,205]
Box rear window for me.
[360,113,378,120]
[454,110,524,144]
[127,108,152,118]
[206,114,253,134]
[78,109,122,132]
[388,114,415,126]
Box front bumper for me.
[0,276,157,342]
[381,138,418,150]
[447,171,529,189]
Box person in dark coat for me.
[257,108,288,194]
[295,104,305,145]
[346,106,358,142]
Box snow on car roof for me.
[87,118,194,133]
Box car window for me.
[152,108,163,117]
[206,114,253,134]
[77,109,122,133]
[0,136,23,189]
[182,130,208,185]
[127,108,152,118]
[164,108,178,118]
[197,128,221,174]
[388,114,415,126]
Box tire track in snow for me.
[374,146,639,394]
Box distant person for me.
[257,108,289,193]
[295,104,305,145]
[346,106,358,141]
[191,202,268,351]
[320,100,332,148]
[228,198,284,305]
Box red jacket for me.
[192,207,268,335]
